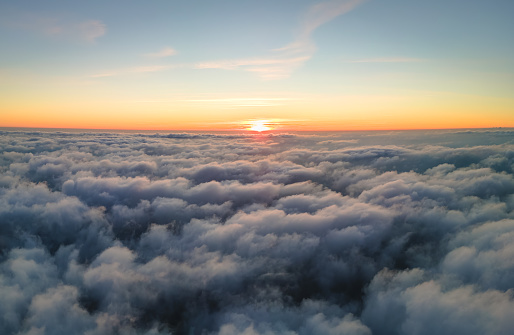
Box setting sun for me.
[247,120,272,132]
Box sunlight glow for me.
[247,120,272,132]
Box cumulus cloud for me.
[0,128,513,334]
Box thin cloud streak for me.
[196,0,366,80]
[348,57,427,63]
[183,98,293,102]
[144,47,177,58]
[183,97,294,108]
[89,65,179,78]
[2,12,106,43]
[194,57,310,70]
[276,0,365,54]
[88,0,364,80]
[195,56,311,80]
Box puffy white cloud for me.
[362,269,514,335]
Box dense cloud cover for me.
[1,128,513,334]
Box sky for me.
[0,0,513,130]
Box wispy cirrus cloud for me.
[347,57,427,63]
[144,47,177,58]
[89,0,364,80]
[194,57,310,70]
[194,56,311,80]
[196,0,366,80]
[89,65,178,78]
[89,57,309,80]
[2,12,106,43]
[183,97,294,108]
[277,0,365,55]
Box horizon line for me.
[0,126,511,133]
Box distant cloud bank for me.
[1,129,513,334]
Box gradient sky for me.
[1,0,513,130]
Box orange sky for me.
[1,90,512,131]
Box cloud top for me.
[1,128,513,334]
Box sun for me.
[247,120,272,132]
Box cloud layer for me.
[1,128,513,334]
